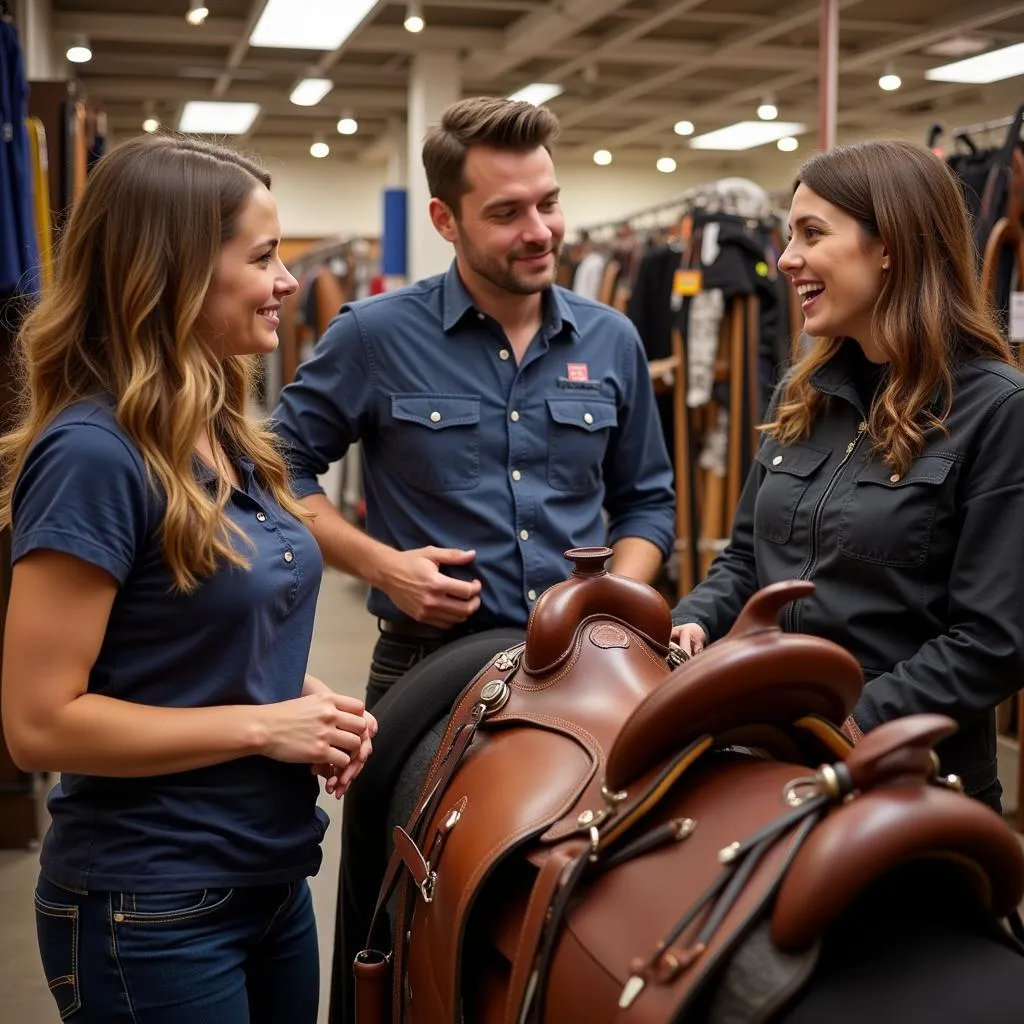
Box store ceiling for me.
[50,0,1024,165]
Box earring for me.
[882,261,890,270]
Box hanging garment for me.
[27,117,52,292]
[0,18,39,295]
[571,250,606,301]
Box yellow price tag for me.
[673,269,703,296]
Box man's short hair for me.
[422,96,560,215]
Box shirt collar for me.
[441,260,579,340]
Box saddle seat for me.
[367,548,1024,1024]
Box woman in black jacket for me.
[671,139,1023,810]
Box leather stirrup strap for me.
[503,839,590,1024]
[357,702,487,964]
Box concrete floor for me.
[0,567,377,1024]
[2,560,1023,1023]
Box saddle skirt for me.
[371,548,1024,1024]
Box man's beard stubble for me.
[457,225,562,296]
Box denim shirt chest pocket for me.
[753,441,830,544]
[390,394,481,492]
[839,455,955,567]
[546,397,618,493]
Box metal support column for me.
[818,0,839,151]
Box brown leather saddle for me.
[355,547,1024,1023]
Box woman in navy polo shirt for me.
[0,134,375,1023]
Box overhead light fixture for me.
[777,137,799,153]
[178,101,261,134]
[506,83,564,106]
[656,157,677,174]
[185,1,209,26]
[926,42,1024,84]
[689,120,806,151]
[878,66,902,91]
[290,77,334,106]
[925,35,991,59]
[250,0,377,51]
[142,116,160,133]
[310,139,330,159]
[593,149,613,166]
[757,98,778,121]
[404,0,425,33]
[66,37,92,63]
[674,119,695,136]
[337,115,359,135]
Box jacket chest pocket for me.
[838,456,955,567]
[753,441,830,545]
[390,394,481,492]
[546,398,618,493]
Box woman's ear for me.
[881,243,891,271]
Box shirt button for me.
[477,312,485,321]
[284,551,294,563]
[889,473,901,483]
[510,410,520,422]
[512,470,522,482]
[256,512,266,522]
[772,455,783,466]
[499,349,510,361]
[583,412,594,425]
[519,529,529,541]
[527,589,537,601]
[430,411,442,423]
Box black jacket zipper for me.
[784,420,867,633]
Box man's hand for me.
[376,546,482,628]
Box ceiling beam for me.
[81,77,407,112]
[577,0,1024,151]
[542,0,712,83]
[557,0,863,132]
[53,12,244,45]
[213,0,269,98]
[463,0,640,81]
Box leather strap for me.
[503,839,589,1024]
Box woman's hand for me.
[257,690,368,770]
[670,623,708,656]
[302,675,378,798]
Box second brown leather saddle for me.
[356,547,1024,1023]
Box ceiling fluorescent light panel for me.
[250,0,378,51]
[290,78,334,106]
[179,101,261,134]
[926,42,1024,84]
[507,83,564,106]
[689,120,806,151]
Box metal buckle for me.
[419,870,437,904]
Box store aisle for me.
[0,568,376,1024]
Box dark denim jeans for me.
[365,632,450,711]
[34,875,318,1023]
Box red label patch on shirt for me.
[566,362,589,382]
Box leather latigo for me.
[384,548,1024,1024]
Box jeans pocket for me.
[115,888,234,925]
[34,882,82,1021]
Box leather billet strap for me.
[353,646,525,983]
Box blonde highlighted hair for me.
[0,133,308,592]
[766,140,1010,473]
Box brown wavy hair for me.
[0,133,309,592]
[766,139,1010,473]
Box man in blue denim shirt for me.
[272,97,674,707]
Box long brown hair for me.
[0,133,309,592]
[423,96,560,214]
[767,140,1010,473]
